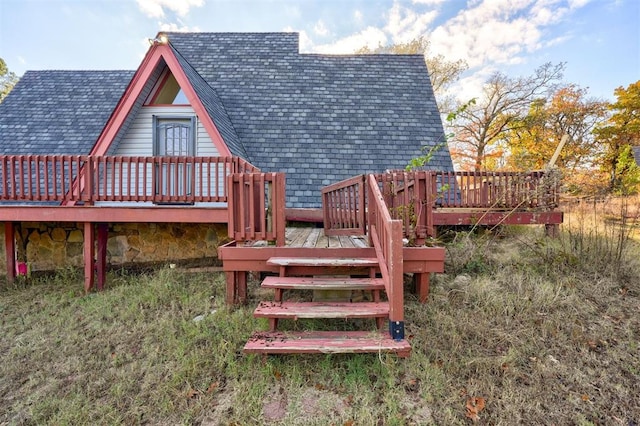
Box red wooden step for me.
[266,257,379,268]
[253,301,389,319]
[261,276,385,291]
[244,330,411,357]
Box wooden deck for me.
[246,227,369,249]
[218,226,445,305]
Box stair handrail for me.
[366,174,405,341]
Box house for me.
[0,32,562,355]
[0,32,454,274]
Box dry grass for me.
[1,201,639,425]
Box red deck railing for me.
[436,170,558,210]
[376,171,435,245]
[321,175,366,236]
[0,155,258,204]
[227,172,286,246]
[323,171,436,244]
[323,170,560,239]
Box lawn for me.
[1,205,639,425]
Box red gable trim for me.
[90,43,232,157]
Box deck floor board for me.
[245,227,368,249]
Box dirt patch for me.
[299,386,348,417]
[262,386,288,422]
[200,388,241,426]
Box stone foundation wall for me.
[0,222,229,275]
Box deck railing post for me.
[274,173,286,247]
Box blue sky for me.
[0,0,638,101]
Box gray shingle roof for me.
[171,45,247,158]
[0,70,134,155]
[633,146,640,166]
[0,33,455,208]
[166,32,454,208]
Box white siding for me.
[96,105,226,205]
[115,105,219,156]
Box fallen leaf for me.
[465,396,486,422]
[581,394,589,401]
[344,395,354,406]
[405,378,420,392]
[274,370,282,381]
[344,421,355,426]
[315,383,325,390]
[207,381,219,394]
[186,388,200,399]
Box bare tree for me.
[450,62,565,171]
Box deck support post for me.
[96,223,108,290]
[414,273,430,303]
[4,222,16,284]
[225,271,248,305]
[83,222,95,292]
[225,272,235,305]
[545,223,559,238]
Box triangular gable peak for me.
[145,67,189,105]
[91,37,232,157]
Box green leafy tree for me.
[613,144,640,195]
[506,84,607,171]
[0,58,19,103]
[594,80,640,192]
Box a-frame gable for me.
[90,38,232,157]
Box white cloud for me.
[314,19,329,37]
[283,27,313,52]
[313,27,388,54]
[136,0,204,18]
[17,56,26,65]
[158,21,200,32]
[384,2,438,43]
[412,0,447,4]
[354,9,363,23]
[299,30,314,52]
[568,0,591,8]
[427,0,584,68]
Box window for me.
[153,117,195,156]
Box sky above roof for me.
[0,0,638,101]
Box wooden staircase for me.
[243,256,411,357]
